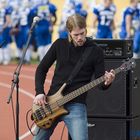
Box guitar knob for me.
[31,114,34,120]
[47,122,50,125]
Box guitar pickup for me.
[45,104,53,114]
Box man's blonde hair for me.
[66,14,87,42]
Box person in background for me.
[133,0,140,58]
[33,14,115,140]
[92,0,116,38]
[0,0,12,65]
[119,0,140,58]
[30,0,57,61]
[58,0,87,39]
[9,0,32,64]
[133,31,140,58]
[58,0,75,39]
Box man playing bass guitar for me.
[33,13,115,140]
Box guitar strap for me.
[66,47,93,85]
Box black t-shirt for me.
[35,37,105,104]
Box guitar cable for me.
[26,109,40,136]
[10,97,40,138]
[26,109,66,140]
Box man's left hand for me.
[104,69,115,86]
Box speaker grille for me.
[86,59,128,117]
[86,59,140,117]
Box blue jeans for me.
[33,103,88,140]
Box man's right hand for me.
[33,94,47,106]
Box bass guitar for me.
[31,58,136,129]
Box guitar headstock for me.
[120,58,136,72]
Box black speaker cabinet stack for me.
[69,39,140,140]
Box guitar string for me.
[33,76,105,119]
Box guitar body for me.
[32,84,68,129]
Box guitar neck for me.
[57,67,121,106]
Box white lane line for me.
[0,65,36,72]
[0,82,34,99]
[19,126,36,140]
[0,65,54,74]
[0,71,51,84]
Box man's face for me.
[69,27,87,47]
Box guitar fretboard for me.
[57,67,122,106]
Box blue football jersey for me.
[93,4,116,28]
[120,6,139,39]
[93,4,116,38]
[0,8,11,27]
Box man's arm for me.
[126,15,132,38]
[35,41,57,96]
[34,40,58,106]
[92,13,98,37]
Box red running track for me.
[0,64,68,140]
